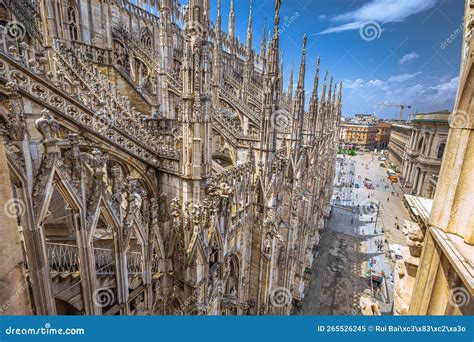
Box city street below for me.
[301,152,411,315]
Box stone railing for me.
[48,243,79,274]
[212,111,239,148]
[94,247,117,275]
[223,73,263,110]
[71,41,113,65]
[112,26,160,71]
[117,0,160,25]
[0,41,179,173]
[211,160,253,185]
[218,87,261,128]
[167,72,182,93]
[47,243,144,276]
[212,109,261,148]
[52,41,179,159]
[127,251,143,275]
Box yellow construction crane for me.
[377,103,412,121]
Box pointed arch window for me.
[66,1,79,41]
[140,28,152,49]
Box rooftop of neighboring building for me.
[376,122,392,128]
[410,111,450,124]
[341,121,377,127]
[390,122,413,130]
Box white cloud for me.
[318,0,438,35]
[388,72,422,83]
[398,52,420,64]
[367,79,385,87]
[319,22,366,35]
[345,78,364,89]
[430,76,459,93]
[343,75,459,116]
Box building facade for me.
[0,0,342,316]
[352,113,377,124]
[401,112,449,198]
[375,122,391,150]
[340,122,377,150]
[387,123,412,172]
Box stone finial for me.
[228,0,235,39]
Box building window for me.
[437,142,446,159]
[66,1,79,41]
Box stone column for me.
[409,6,474,315]
[412,167,420,193]
[417,171,426,196]
[0,141,31,314]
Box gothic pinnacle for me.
[267,0,281,76]
[260,17,267,58]
[228,0,235,39]
[280,50,284,91]
[246,0,253,50]
[327,75,334,104]
[311,56,321,100]
[320,70,328,106]
[288,60,294,98]
[217,0,222,33]
[297,34,307,90]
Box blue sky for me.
[178,0,465,119]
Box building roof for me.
[411,111,450,124]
